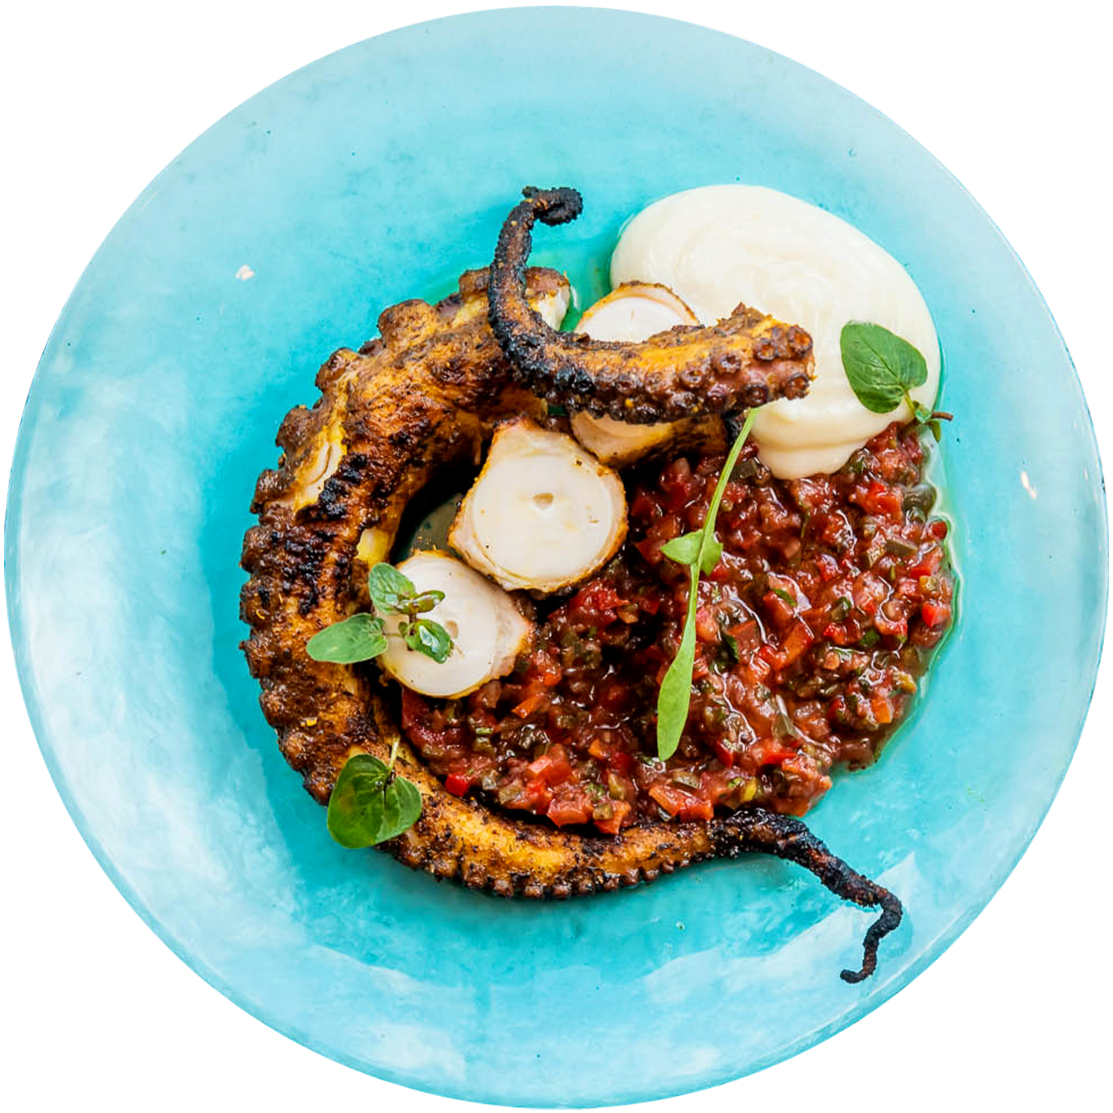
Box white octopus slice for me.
[568,283,699,466]
[534,283,572,329]
[449,417,627,593]
[378,550,533,699]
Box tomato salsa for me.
[401,422,954,834]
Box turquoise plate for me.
[6,9,1107,1106]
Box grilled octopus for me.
[241,201,902,984]
[488,187,815,423]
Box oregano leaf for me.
[379,775,423,842]
[306,613,387,664]
[326,753,422,848]
[840,321,928,414]
[405,618,453,663]
[368,562,416,615]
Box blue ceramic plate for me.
[6,9,1107,1106]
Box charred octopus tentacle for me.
[240,201,903,981]
[488,186,816,423]
[711,809,902,983]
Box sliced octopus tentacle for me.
[488,186,816,423]
[240,259,901,980]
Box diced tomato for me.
[695,606,719,643]
[907,546,943,579]
[873,610,908,639]
[527,746,573,785]
[758,642,786,670]
[629,490,658,521]
[729,620,761,654]
[637,591,661,616]
[859,480,902,518]
[701,770,733,806]
[713,738,738,767]
[660,458,700,511]
[513,692,547,718]
[752,739,797,766]
[852,573,887,616]
[781,620,815,666]
[522,778,553,811]
[750,654,772,682]
[921,601,951,628]
[444,772,472,797]
[547,793,593,826]
[929,520,949,540]
[870,693,894,725]
[647,782,688,816]
[647,782,713,820]
[762,590,794,628]
[609,749,634,776]
[678,795,714,821]
[816,553,839,582]
[592,800,632,835]
[634,537,662,566]
[400,687,467,749]
[706,557,732,583]
[568,582,625,628]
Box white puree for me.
[609,185,940,478]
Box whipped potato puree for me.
[609,185,940,478]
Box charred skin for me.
[488,187,816,423]
[241,266,902,982]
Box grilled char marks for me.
[487,187,816,423]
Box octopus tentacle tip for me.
[488,184,815,424]
[711,809,903,983]
[521,185,584,225]
[840,894,904,984]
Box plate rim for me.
[5,7,1109,1105]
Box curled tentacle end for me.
[522,185,584,226]
[840,892,904,984]
[713,808,903,984]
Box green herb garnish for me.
[304,612,388,664]
[840,321,952,440]
[306,560,454,665]
[770,586,797,607]
[656,408,758,759]
[400,616,453,662]
[326,740,422,848]
[840,322,928,414]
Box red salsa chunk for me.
[401,423,954,834]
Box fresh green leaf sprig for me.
[306,561,455,665]
[326,738,423,848]
[839,322,952,441]
[656,408,758,760]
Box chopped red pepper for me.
[592,799,632,835]
[921,601,951,627]
[444,773,471,797]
